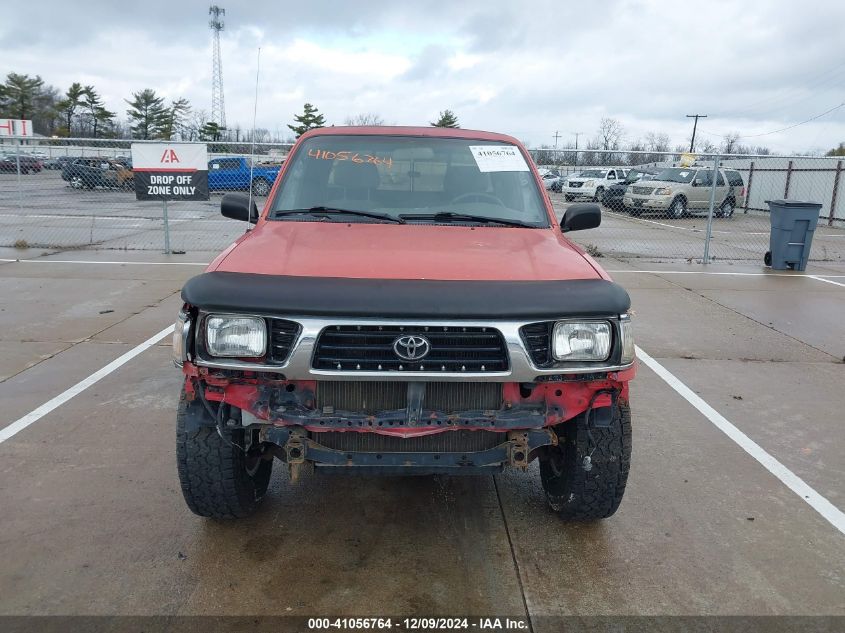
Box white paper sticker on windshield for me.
[469,145,530,172]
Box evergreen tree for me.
[826,142,845,157]
[57,82,86,136]
[431,109,459,128]
[82,86,115,138]
[125,88,167,139]
[287,103,326,137]
[200,121,224,142]
[0,73,45,120]
[160,98,192,140]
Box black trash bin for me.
[764,199,823,271]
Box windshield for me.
[654,168,695,183]
[577,170,606,178]
[270,135,549,227]
[625,170,657,183]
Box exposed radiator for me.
[315,381,503,413]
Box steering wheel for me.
[450,192,506,207]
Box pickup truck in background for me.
[207,157,282,196]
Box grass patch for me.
[584,243,603,258]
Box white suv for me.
[563,168,627,202]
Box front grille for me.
[568,181,583,188]
[520,322,553,367]
[313,429,505,453]
[267,318,300,363]
[315,381,503,413]
[632,186,654,195]
[313,325,508,372]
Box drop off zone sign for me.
[131,143,209,201]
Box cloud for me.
[1,0,843,152]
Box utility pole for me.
[572,132,582,166]
[686,114,707,153]
[553,130,561,150]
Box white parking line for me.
[636,346,845,536]
[0,322,842,536]
[607,270,845,278]
[807,275,845,288]
[0,326,173,444]
[0,258,209,266]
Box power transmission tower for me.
[209,5,227,130]
[686,114,707,152]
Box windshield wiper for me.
[274,206,405,224]
[400,211,535,228]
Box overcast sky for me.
[3,0,844,153]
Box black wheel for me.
[70,176,84,189]
[176,390,273,519]
[764,251,772,266]
[251,177,271,197]
[718,198,735,218]
[668,196,686,219]
[593,186,604,202]
[540,401,632,521]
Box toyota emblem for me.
[393,335,431,361]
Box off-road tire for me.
[718,198,735,218]
[540,401,632,520]
[176,392,272,519]
[593,186,604,202]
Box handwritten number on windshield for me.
[307,149,393,169]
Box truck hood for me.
[212,220,603,281]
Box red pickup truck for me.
[174,126,636,521]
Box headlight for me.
[552,321,611,361]
[620,316,635,364]
[206,315,266,357]
[585,180,595,187]
[172,311,190,367]
[654,187,672,195]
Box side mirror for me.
[221,192,258,224]
[561,203,601,232]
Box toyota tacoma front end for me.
[174,126,636,521]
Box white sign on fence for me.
[0,119,34,137]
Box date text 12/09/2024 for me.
[307,618,529,630]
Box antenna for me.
[209,5,226,130]
[246,47,262,225]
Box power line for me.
[736,102,845,138]
[701,101,845,140]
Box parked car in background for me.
[623,166,744,218]
[208,156,281,196]
[61,158,134,190]
[0,154,43,174]
[563,168,627,202]
[601,168,660,211]
[540,168,562,192]
[44,156,78,170]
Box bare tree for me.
[597,117,624,151]
[722,132,740,155]
[344,113,386,126]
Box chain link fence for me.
[532,149,844,263]
[0,138,291,253]
[1,139,843,264]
